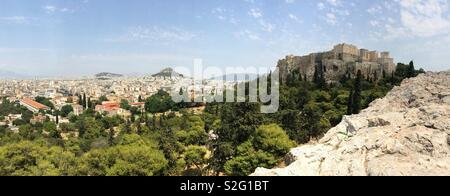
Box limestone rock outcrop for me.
[252,71,450,176]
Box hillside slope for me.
[252,71,450,176]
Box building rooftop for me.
[21,98,50,110]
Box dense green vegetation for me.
[0,61,424,176]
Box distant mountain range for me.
[152,68,183,78]
[95,72,124,78]
[0,69,30,79]
[209,73,260,81]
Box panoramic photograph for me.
[0,0,449,187]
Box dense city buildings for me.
[0,69,238,127]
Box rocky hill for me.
[152,68,183,78]
[252,71,450,176]
[95,72,123,78]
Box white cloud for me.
[234,30,261,41]
[0,16,31,24]
[317,2,325,10]
[397,0,450,37]
[212,7,239,24]
[248,8,263,18]
[325,13,337,25]
[285,0,295,3]
[106,26,196,44]
[370,20,380,27]
[259,20,275,32]
[367,5,382,15]
[43,5,74,14]
[327,0,341,6]
[317,0,350,26]
[288,13,300,21]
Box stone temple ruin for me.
[277,43,397,83]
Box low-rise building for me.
[20,98,50,113]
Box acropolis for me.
[277,43,397,83]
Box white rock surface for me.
[252,71,450,176]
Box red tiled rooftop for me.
[130,102,145,106]
[22,98,50,110]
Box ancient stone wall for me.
[278,44,397,83]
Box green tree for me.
[44,121,60,139]
[347,70,362,115]
[145,90,175,113]
[351,70,363,114]
[99,95,109,103]
[223,124,295,176]
[78,94,83,105]
[108,127,115,146]
[82,93,87,108]
[0,141,79,176]
[120,99,131,110]
[35,96,55,109]
[79,134,168,176]
[182,145,208,176]
[408,61,416,78]
[60,105,74,117]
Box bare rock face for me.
[252,71,450,176]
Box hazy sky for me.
[0,0,449,76]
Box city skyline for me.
[1,0,450,77]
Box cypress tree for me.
[313,66,319,84]
[347,90,354,115]
[87,97,92,109]
[108,127,115,146]
[314,64,327,89]
[137,121,142,135]
[125,119,131,134]
[159,114,164,128]
[351,70,363,114]
[152,114,157,129]
[408,61,415,78]
[55,112,59,124]
[78,94,83,105]
[130,114,135,123]
[82,93,87,108]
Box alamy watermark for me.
[170,59,280,113]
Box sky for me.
[0,0,450,77]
